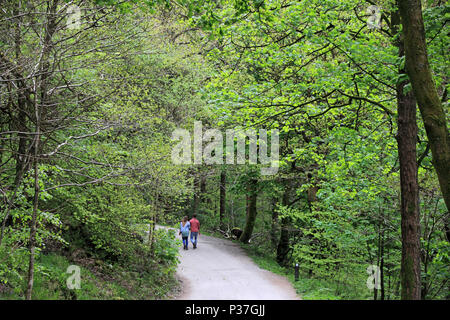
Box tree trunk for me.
[192,173,200,215]
[148,192,158,254]
[390,5,422,300]
[271,197,279,248]
[398,0,450,212]
[276,217,290,265]
[25,131,39,300]
[239,178,257,243]
[380,230,385,300]
[396,66,421,300]
[276,189,290,265]
[12,4,30,188]
[374,224,380,300]
[219,169,226,231]
[0,5,29,241]
[200,174,206,204]
[25,0,58,299]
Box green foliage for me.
[0,4,207,299]
[0,0,448,301]
[152,228,180,269]
[190,0,448,300]
[242,242,371,299]
[0,252,177,300]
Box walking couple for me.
[179,214,200,250]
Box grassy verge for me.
[0,252,178,300]
[239,243,371,300]
[0,224,181,300]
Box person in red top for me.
[189,214,200,249]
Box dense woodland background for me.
[0,0,448,300]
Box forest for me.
[0,0,448,300]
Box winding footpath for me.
[160,226,300,300]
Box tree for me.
[398,0,449,213]
[195,0,447,299]
[0,0,207,299]
[239,175,258,243]
[391,5,422,300]
[219,169,226,231]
